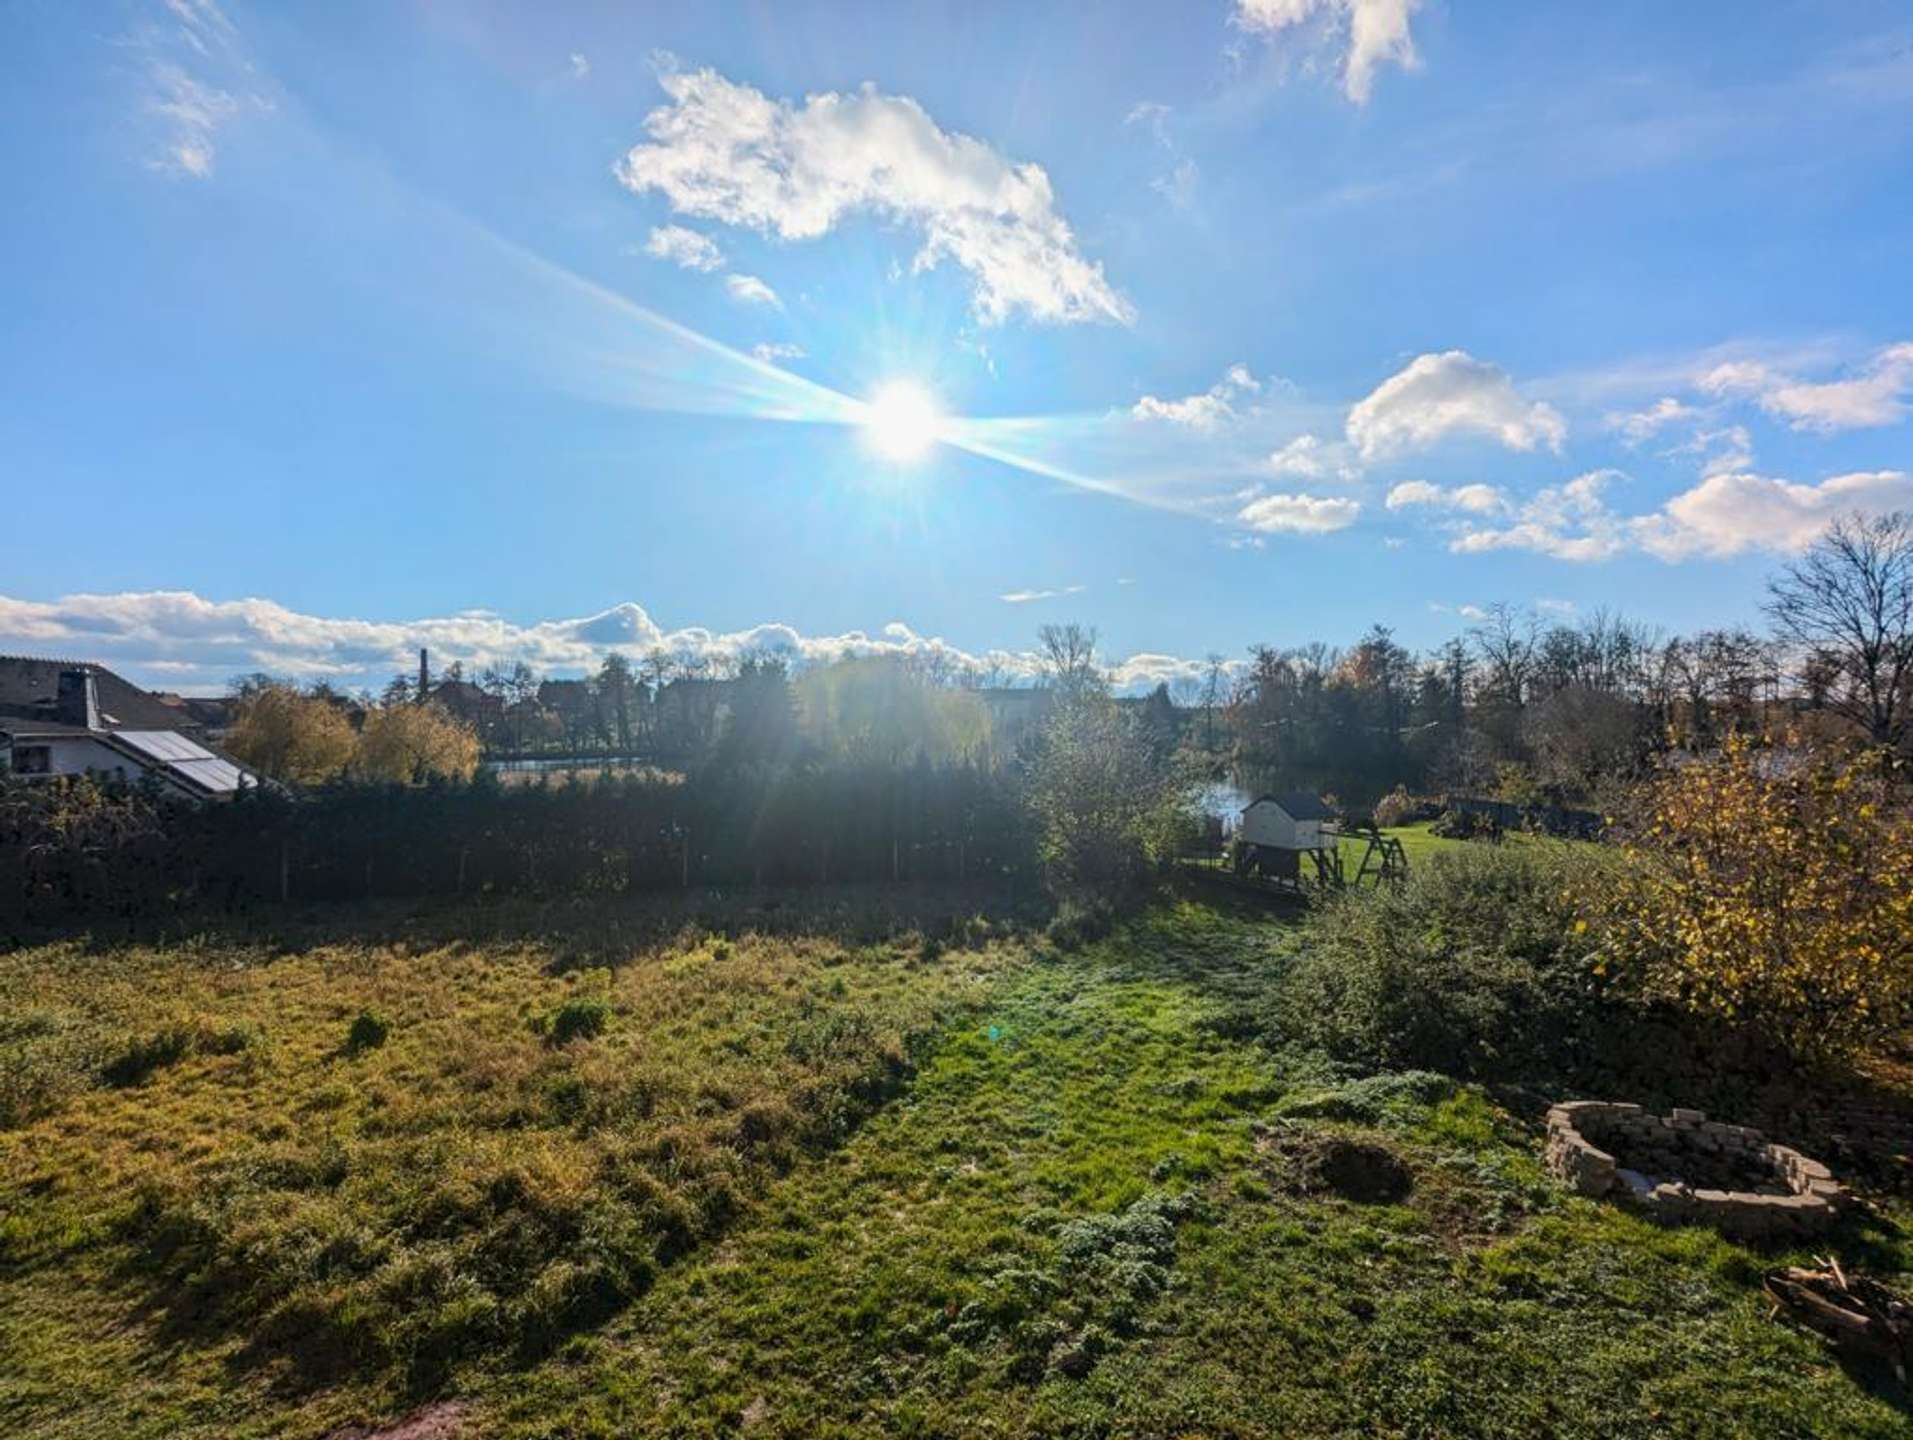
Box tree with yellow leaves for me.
[353,702,480,784]
[223,683,357,785]
[1591,733,1913,1060]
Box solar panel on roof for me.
[114,731,252,793]
[118,730,216,763]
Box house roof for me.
[0,656,200,733]
[1246,791,1335,822]
[3,721,256,796]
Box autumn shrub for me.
[1588,735,1913,1061]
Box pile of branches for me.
[1766,1259,1913,1381]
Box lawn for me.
[2,889,1906,1438]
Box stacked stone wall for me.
[1545,1101,1847,1239]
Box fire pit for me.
[1546,1102,1848,1239]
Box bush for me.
[1589,735,1913,1062]
[1428,807,1501,841]
[1271,846,1608,1082]
[344,1010,390,1054]
[547,995,611,1046]
[1372,788,1438,829]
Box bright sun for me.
[862,380,941,462]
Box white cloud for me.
[570,53,590,80]
[1384,480,1508,514]
[1268,434,1357,482]
[1606,396,1697,443]
[1635,469,1913,559]
[1347,351,1566,461]
[1448,471,1630,562]
[0,590,1213,698]
[751,341,806,364]
[1700,342,1913,432]
[1237,492,1362,534]
[1535,597,1577,615]
[1234,0,1424,104]
[724,273,781,307]
[147,61,239,178]
[618,67,1132,326]
[999,585,1087,604]
[1441,467,1913,563]
[643,224,726,272]
[1153,158,1201,209]
[1132,364,1260,429]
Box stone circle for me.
[1545,1101,1848,1240]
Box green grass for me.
[3,889,1908,1438]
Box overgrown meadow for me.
[4,855,1910,1438]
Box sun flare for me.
[861,380,941,462]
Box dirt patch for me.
[324,1401,470,1440]
[1259,1128,1413,1204]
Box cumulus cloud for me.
[1237,492,1362,534]
[1267,433,1357,482]
[1441,468,1913,563]
[1132,364,1260,429]
[643,224,725,271]
[569,52,590,80]
[0,591,1219,698]
[618,67,1132,326]
[1234,0,1424,104]
[1700,342,1913,432]
[1447,471,1631,562]
[1634,469,1913,559]
[750,341,806,364]
[724,273,781,307]
[1384,480,1508,514]
[1347,351,1566,461]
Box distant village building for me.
[0,657,258,799]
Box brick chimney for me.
[56,668,100,730]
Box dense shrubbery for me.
[1270,846,1607,1083]
[0,757,1039,931]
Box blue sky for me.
[3,0,1911,692]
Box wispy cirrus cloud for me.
[1233,0,1425,104]
[999,584,1087,604]
[137,0,268,180]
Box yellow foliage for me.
[353,702,481,784]
[1590,734,1913,1059]
[223,684,356,784]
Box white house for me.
[1239,792,1335,852]
[0,660,256,800]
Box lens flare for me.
[861,380,941,462]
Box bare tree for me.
[1765,511,1913,751]
[1037,623,1103,700]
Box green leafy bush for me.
[1271,846,1606,1082]
[548,995,611,1046]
